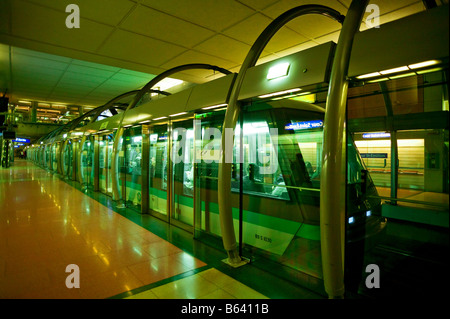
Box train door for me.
[98,135,109,194]
[148,123,169,219]
[80,136,94,188]
[123,126,142,210]
[99,134,113,195]
[170,116,195,231]
[44,144,50,169]
[193,110,242,242]
[63,140,73,179]
[52,142,60,173]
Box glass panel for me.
[99,137,107,193]
[80,137,94,188]
[107,138,114,194]
[171,119,194,227]
[123,127,142,210]
[149,124,168,215]
[45,145,50,168]
[63,142,69,176]
[51,143,57,171]
[98,134,114,195]
[347,69,449,297]
[65,141,73,178]
[194,110,236,241]
[244,105,323,277]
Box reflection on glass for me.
[149,125,168,215]
[171,119,194,226]
[81,137,94,188]
[123,127,142,209]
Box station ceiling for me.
[0,0,443,111]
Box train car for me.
[27,46,387,292]
[26,4,448,296]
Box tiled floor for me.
[125,268,268,299]
[0,160,228,299]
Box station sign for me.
[360,153,388,158]
[13,137,30,143]
[362,132,390,139]
[285,120,323,130]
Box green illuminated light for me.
[267,62,290,80]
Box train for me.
[26,57,387,288]
[25,3,448,296]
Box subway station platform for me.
[0,160,321,299]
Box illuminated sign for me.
[285,120,323,130]
[361,153,388,158]
[13,137,30,143]
[362,132,390,138]
[267,62,290,80]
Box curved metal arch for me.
[218,4,344,266]
[89,89,141,121]
[128,63,232,111]
[319,0,368,298]
[110,63,232,203]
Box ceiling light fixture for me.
[267,62,290,80]
[202,103,227,110]
[169,112,187,117]
[356,60,443,80]
[258,88,301,99]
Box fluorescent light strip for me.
[169,112,187,117]
[152,116,167,121]
[408,60,440,69]
[379,66,409,75]
[416,67,443,75]
[388,72,416,79]
[356,60,442,80]
[356,72,381,79]
[367,77,390,83]
[202,103,227,110]
[258,88,301,99]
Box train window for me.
[149,124,169,216]
[172,119,195,197]
[233,117,289,200]
[80,137,94,188]
[123,126,142,208]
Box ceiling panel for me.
[159,49,237,79]
[360,1,425,31]
[26,0,137,27]
[222,13,275,46]
[97,29,186,67]
[65,64,117,79]
[0,0,434,111]
[121,5,216,49]
[11,0,114,52]
[237,0,280,11]
[193,34,251,64]
[262,0,348,19]
[141,0,256,32]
